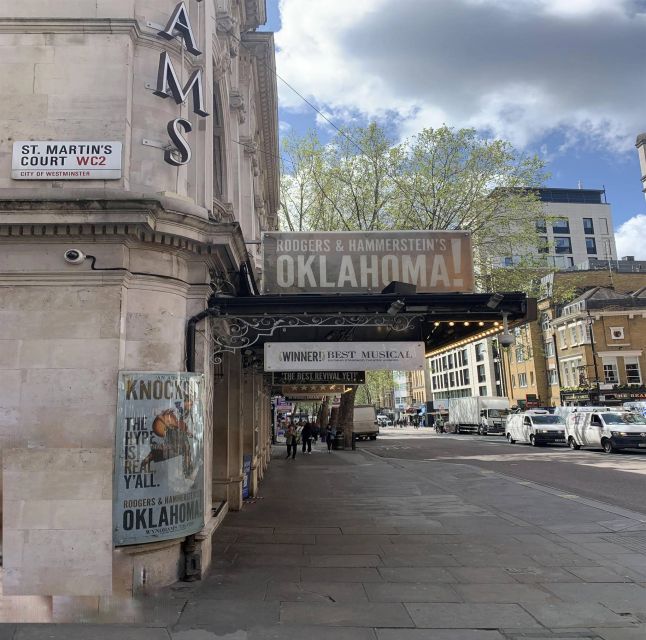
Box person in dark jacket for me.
[301,421,313,454]
[285,423,297,459]
[325,424,336,453]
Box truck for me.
[353,404,379,440]
[447,397,510,435]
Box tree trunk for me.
[338,386,357,449]
[318,397,330,428]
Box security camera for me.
[498,331,515,348]
[63,249,86,265]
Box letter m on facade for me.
[154,52,209,117]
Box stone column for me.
[241,368,259,497]
[211,352,244,511]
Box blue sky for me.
[261,0,646,257]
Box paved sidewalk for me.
[5,440,646,638]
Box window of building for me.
[477,364,486,383]
[461,349,468,366]
[518,373,528,387]
[626,362,642,384]
[569,325,578,345]
[554,237,572,254]
[604,364,618,384]
[463,368,470,385]
[610,327,624,340]
[558,327,567,349]
[448,354,454,369]
[479,386,487,396]
[583,218,594,234]
[449,372,455,387]
[475,342,485,362]
[545,339,555,357]
[515,346,524,363]
[444,373,449,387]
[586,237,597,255]
[213,87,225,199]
[548,368,558,385]
[552,218,570,234]
[536,220,547,233]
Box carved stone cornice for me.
[242,0,267,31]
[0,192,248,270]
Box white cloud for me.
[615,214,646,260]
[276,0,645,150]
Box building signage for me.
[114,372,205,546]
[273,371,366,385]
[264,341,425,372]
[262,231,474,294]
[12,141,122,180]
[152,1,209,167]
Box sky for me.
[260,0,646,259]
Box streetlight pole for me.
[587,311,601,405]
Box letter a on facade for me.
[158,2,201,56]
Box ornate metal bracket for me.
[209,313,425,364]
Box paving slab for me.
[544,583,646,612]
[280,602,414,627]
[173,600,279,634]
[522,602,638,627]
[447,567,518,583]
[265,581,368,603]
[375,631,506,640]
[565,566,635,583]
[377,568,457,583]
[505,566,583,583]
[452,583,556,603]
[309,555,382,568]
[379,554,461,568]
[0,626,15,640]
[595,625,646,639]
[300,568,383,583]
[404,602,542,629]
[14,626,169,640]
[249,625,377,640]
[363,583,460,603]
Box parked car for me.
[565,409,646,453]
[376,414,393,427]
[506,410,566,446]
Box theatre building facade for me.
[0,0,278,603]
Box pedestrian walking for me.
[301,421,313,454]
[325,424,336,453]
[285,423,297,459]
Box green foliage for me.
[279,123,550,294]
[355,371,395,406]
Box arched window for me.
[213,86,225,199]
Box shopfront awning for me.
[186,291,536,368]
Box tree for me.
[355,371,395,407]
[279,123,548,445]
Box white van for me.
[506,410,566,446]
[565,409,646,453]
[353,405,379,440]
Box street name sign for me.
[12,141,122,180]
